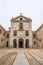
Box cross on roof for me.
[20,13,22,15]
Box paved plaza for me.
[13,51,29,65]
[0,49,43,65]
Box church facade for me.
[0,14,43,48]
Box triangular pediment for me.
[11,14,32,22]
[14,15,29,20]
[11,15,32,21]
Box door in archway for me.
[13,39,17,48]
[6,41,9,47]
[19,38,23,48]
[25,39,29,48]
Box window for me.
[0,30,2,34]
[20,18,22,20]
[1,39,3,41]
[19,23,23,29]
[25,30,29,36]
[39,39,41,42]
[34,41,36,45]
[6,34,9,38]
[6,41,9,47]
[33,34,36,38]
[14,30,17,36]
[3,33,5,36]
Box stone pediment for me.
[11,14,32,22]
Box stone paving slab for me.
[13,51,29,65]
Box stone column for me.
[17,39,18,48]
[23,39,25,48]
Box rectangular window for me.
[19,23,23,29]
[3,33,5,36]
[25,30,29,36]
[34,41,36,45]
[1,39,3,41]
[6,34,9,38]
[0,30,2,34]
[33,34,36,38]
[14,30,17,36]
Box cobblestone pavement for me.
[13,51,29,65]
[25,49,43,65]
[0,49,43,65]
[0,51,17,65]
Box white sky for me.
[0,0,43,31]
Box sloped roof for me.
[36,24,43,32]
[0,25,6,32]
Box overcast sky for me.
[0,0,43,31]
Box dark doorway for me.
[13,39,17,48]
[25,39,29,48]
[6,41,9,47]
[19,38,23,48]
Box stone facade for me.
[0,25,6,47]
[36,24,43,48]
[10,15,32,48]
[32,31,37,48]
[32,24,43,48]
[0,14,43,48]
